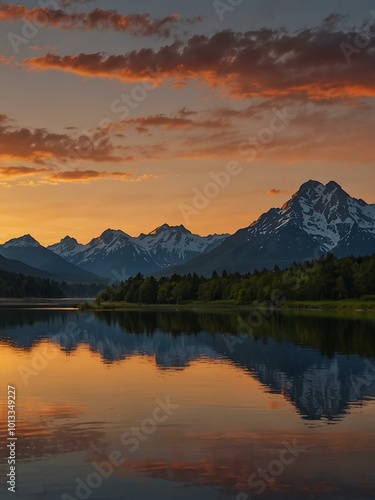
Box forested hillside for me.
[0,270,64,298]
[97,253,375,305]
[0,270,104,298]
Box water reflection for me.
[1,309,375,500]
[1,309,375,422]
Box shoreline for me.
[78,298,375,314]
[0,298,374,314]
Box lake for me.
[0,307,375,500]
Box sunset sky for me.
[1,0,375,245]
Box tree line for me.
[0,269,104,298]
[97,253,375,305]
[0,270,64,298]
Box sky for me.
[0,0,375,245]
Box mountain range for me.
[157,180,375,276]
[0,225,228,281]
[1,180,374,281]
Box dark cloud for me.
[322,13,349,30]
[0,4,202,38]
[0,118,121,163]
[103,113,227,134]
[23,23,375,100]
[57,0,97,8]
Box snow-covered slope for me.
[48,236,84,260]
[49,229,156,279]
[136,223,228,268]
[266,180,375,253]
[0,235,102,281]
[155,180,375,276]
[48,225,229,279]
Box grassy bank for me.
[283,298,375,311]
[79,299,238,312]
[79,297,375,313]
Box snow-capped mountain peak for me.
[47,224,229,278]
[148,223,172,235]
[278,180,375,251]
[159,180,375,277]
[3,234,41,249]
[90,229,132,247]
[136,224,228,267]
[48,236,84,259]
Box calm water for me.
[0,308,375,500]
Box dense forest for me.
[97,253,375,305]
[0,269,64,297]
[0,269,103,298]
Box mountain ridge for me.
[2,180,374,280]
[153,180,375,277]
[47,225,229,279]
[0,235,104,282]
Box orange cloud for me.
[103,112,227,134]
[0,114,11,123]
[0,55,13,65]
[22,26,375,100]
[0,165,158,184]
[0,166,48,177]
[50,169,132,181]
[0,118,121,164]
[0,4,202,38]
[267,189,282,195]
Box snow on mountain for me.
[52,229,156,279]
[48,236,84,259]
[248,180,375,253]
[279,180,374,246]
[48,225,229,279]
[136,223,228,268]
[155,180,375,276]
[3,234,41,249]
[9,180,373,280]
[0,235,102,282]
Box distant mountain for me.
[157,180,375,276]
[48,236,84,260]
[0,254,58,280]
[136,223,228,268]
[0,235,103,282]
[49,229,156,279]
[4,181,374,280]
[48,225,228,279]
